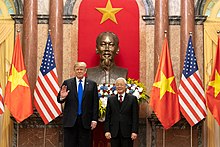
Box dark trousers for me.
[64,115,91,147]
[110,128,133,147]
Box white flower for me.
[138,87,143,93]
[133,89,140,99]
[100,97,107,108]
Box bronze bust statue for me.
[87,32,128,84]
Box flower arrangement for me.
[98,78,149,122]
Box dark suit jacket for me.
[104,93,139,138]
[57,77,99,129]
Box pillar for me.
[49,0,63,85]
[23,0,38,94]
[154,0,169,74]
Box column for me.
[180,0,195,70]
[23,0,38,94]
[49,0,63,85]
[154,0,169,74]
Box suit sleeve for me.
[104,98,111,133]
[132,96,139,133]
[92,82,99,121]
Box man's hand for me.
[60,85,69,99]
[105,132,111,139]
[131,133,137,140]
[91,121,97,130]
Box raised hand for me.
[60,85,69,98]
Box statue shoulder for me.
[111,66,128,78]
[113,66,128,73]
[87,66,101,73]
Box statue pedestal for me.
[93,122,111,147]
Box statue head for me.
[96,32,119,70]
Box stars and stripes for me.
[0,84,4,114]
[34,33,62,124]
[178,35,207,126]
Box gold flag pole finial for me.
[217,30,220,35]
[48,29,51,35]
[164,30,167,38]
[17,30,20,33]
[189,32,192,36]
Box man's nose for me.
[104,44,110,50]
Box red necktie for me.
[119,95,123,103]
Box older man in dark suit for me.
[57,62,99,147]
[104,77,139,147]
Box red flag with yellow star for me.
[150,37,180,129]
[78,0,139,79]
[206,34,220,125]
[4,33,33,123]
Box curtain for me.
[0,18,14,147]
[204,21,220,147]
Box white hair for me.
[115,77,127,84]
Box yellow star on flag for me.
[208,70,220,97]
[153,71,176,99]
[96,0,123,24]
[8,65,29,92]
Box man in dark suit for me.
[57,62,99,147]
[104,77,139,147]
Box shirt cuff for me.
[92,121,97,124]
[60,97,66,100]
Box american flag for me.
[178,35,207,126]
[34,33,62,124]
[0,84,4,114]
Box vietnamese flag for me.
[4,33,33,123]
[150,37,180,129]
[78,0,139,79]
[206,34,220,125]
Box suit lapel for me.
[121,93,129,111]
[82,78,89,101]
[113,94,121,110]
[71,78,77,99]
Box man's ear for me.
[96,48,99,54]
[116,48,119,54]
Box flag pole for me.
[163,128,165,147]
[189,31,193,147]
[162,30,167,147]
[164,30,167,38]
[190,126,193,147]
[43,125,46,147]
[17,124,19,147]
